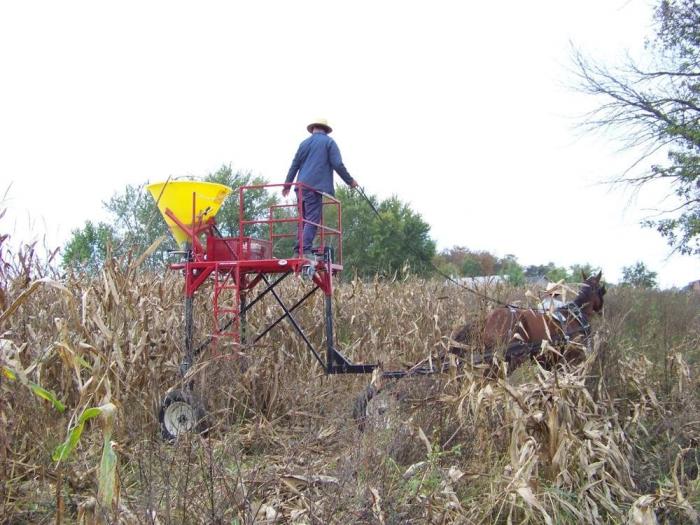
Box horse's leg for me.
[448,322,473,359]
[504,341,532,375]
[482,308,519,379]
[517,311,565,370]
[482,345,501,379]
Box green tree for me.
[461,257,483,277]
[573,0,700,255]
[524,262,570,282]
[206,165,277,238]
[499,254,525,286]
[524,263,550,280]
[61,221,116,272]
[436,261,460,278]
[335,187,436,278]
[545,266,569,283]
[620,261,658,288]
[568,263,600,282]
[103,183,165,260]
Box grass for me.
[1,241,699,523]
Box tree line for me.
[61,164,660,288]
[432,247,601,287]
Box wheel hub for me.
[163,401,196,437]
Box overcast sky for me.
[1,0,696,288]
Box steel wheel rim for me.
[163,401,196,436]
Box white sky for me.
[1,0,697,288]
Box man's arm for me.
[328,140,356,187]
[283,144,304,196]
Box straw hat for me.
[307,118,332,133]
[545,281,564,296]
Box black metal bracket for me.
[326,345,377,374]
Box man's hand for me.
[282,185,291,198]
[350,179,359,189]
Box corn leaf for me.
[27,383,66,412]
[2,365,65,412]
[97,403,117,510]
[52,406,104,461]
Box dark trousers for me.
[295,189,323,254]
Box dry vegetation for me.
[1,238,699,524]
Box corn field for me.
[1,237,699,524]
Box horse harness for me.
[559,301,591,341]
[504,301,592,364]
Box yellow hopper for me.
[147,181,232,245]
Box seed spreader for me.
[148,180,391,440]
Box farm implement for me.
[148,180,438,440]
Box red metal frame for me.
[239,182,343,264]
[165,183,344,344]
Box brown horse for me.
[451,272,606,375]
[354,273,606,430]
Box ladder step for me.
[211,332,239,339]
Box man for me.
[283,118,358,259]
[539,281,566,322]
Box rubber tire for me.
[158,388,208,441]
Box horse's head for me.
[579,270,606,314]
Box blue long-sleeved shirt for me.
[285,133,354,195]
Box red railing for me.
[237,182,342,264]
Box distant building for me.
[526,276,549,288]
[447,275,506,287]
[687,280,700,294]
